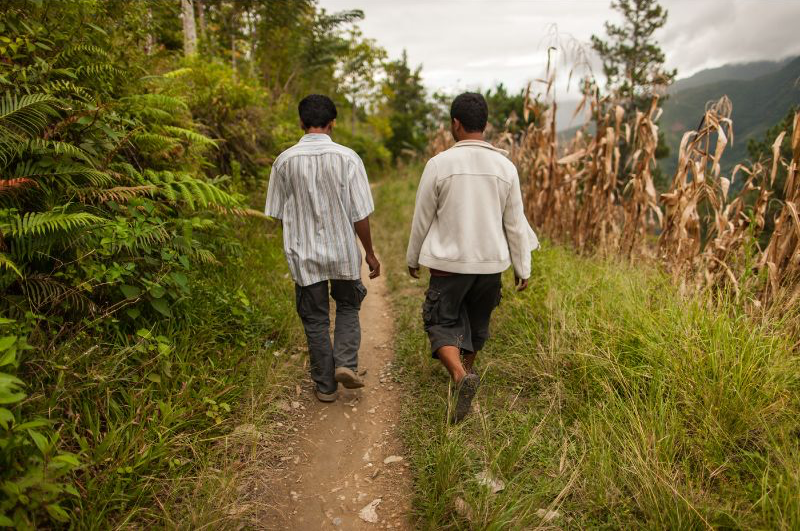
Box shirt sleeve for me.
[406,159,438,269]
[264,163,285,219]
[503,167,539,279]
[349,156,374,222]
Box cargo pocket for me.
[422,288,441,326]
[354,281,367,306]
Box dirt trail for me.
[266,260,413,530]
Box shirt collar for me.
[299,133,332,143]
[451,139,509,156]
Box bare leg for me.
[437,345,467,384]
[462,352,476,373]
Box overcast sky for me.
[318,0,800,99]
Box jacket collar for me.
[451,139,509,156]
[299,133,332,143]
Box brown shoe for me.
[451,373,479,423]
[334,367,365,389]
[315,388,338,402]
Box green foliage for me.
[383,51,432,161]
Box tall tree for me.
[591,0,676,109]
[181,0,198,56]
[383,50,431,160]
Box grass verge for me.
[374,167,800,529]
[17,217,303,529]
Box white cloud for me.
[319,0,800,98]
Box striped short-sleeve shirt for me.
[265,133,374,287]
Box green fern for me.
[0,210,105,238]
[0,94,62,167]
[161,125,218,148]
[0,252,22,277]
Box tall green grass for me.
[374,168,800,529]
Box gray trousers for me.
[295,279,367,394]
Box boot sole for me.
[334,368,365,389]
[452,373,480,423]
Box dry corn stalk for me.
[658,96,734,278]
[760,111,800,305]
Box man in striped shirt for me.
[265,94,380,403]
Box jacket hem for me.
[418,254,510,275]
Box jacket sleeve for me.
[406,159,438,269]
[503,168,539,279]
[264,163,284,219]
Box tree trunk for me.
[196,0,206,39]
[181,0,197,56]
[144,7,154,55]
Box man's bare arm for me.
[354,217,381,279]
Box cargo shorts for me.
[422,272,502,358]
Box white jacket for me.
[406,140,539,279]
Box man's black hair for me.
[298,94,337,128]
[450,92,488,132]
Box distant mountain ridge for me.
[659,55,800,177]
[553,56,800,179]
[668,56,796,93]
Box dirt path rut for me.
[267,261,413,530]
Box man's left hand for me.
[366,252,381,279]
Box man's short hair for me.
[298,94,337,128]
[450,92,488,132]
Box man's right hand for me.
[515,276,529,291]
[366,252,381,279]
[408,266,420,279]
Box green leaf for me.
[13,419,49,431]
[136,328,152,339]
[120,284,141,299]
[0,408,13,430]
[0,336,16,351]
[0,514,14,526]
[0,391,25,405]
[149,285,166,299]
[126,308,141,320]
[170,272,188,289]
[28,429,49,455]
[45,503,70,523]
[146,373,161,384]
[150,297,172,317]
[53,453,81,467]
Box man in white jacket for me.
[406,92,538,422]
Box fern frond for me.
[22,275,95,313]
[44,80,93,102]
[0,94,61,167]
[73,185,156,204]
[132,132,180,153]
[0,178,38,195]
[121,94,188,113]
[1,210,105,238]
[0,252,22,277]
[161,125,218,148]
[75,63,125,79]
[11,161,111,187]
[54,44,110,64]
[162,68,193,79]
[27,139,96,166]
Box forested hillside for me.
[660,55,800,177]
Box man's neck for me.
[305,127,331,135]
[456,132,485,142]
